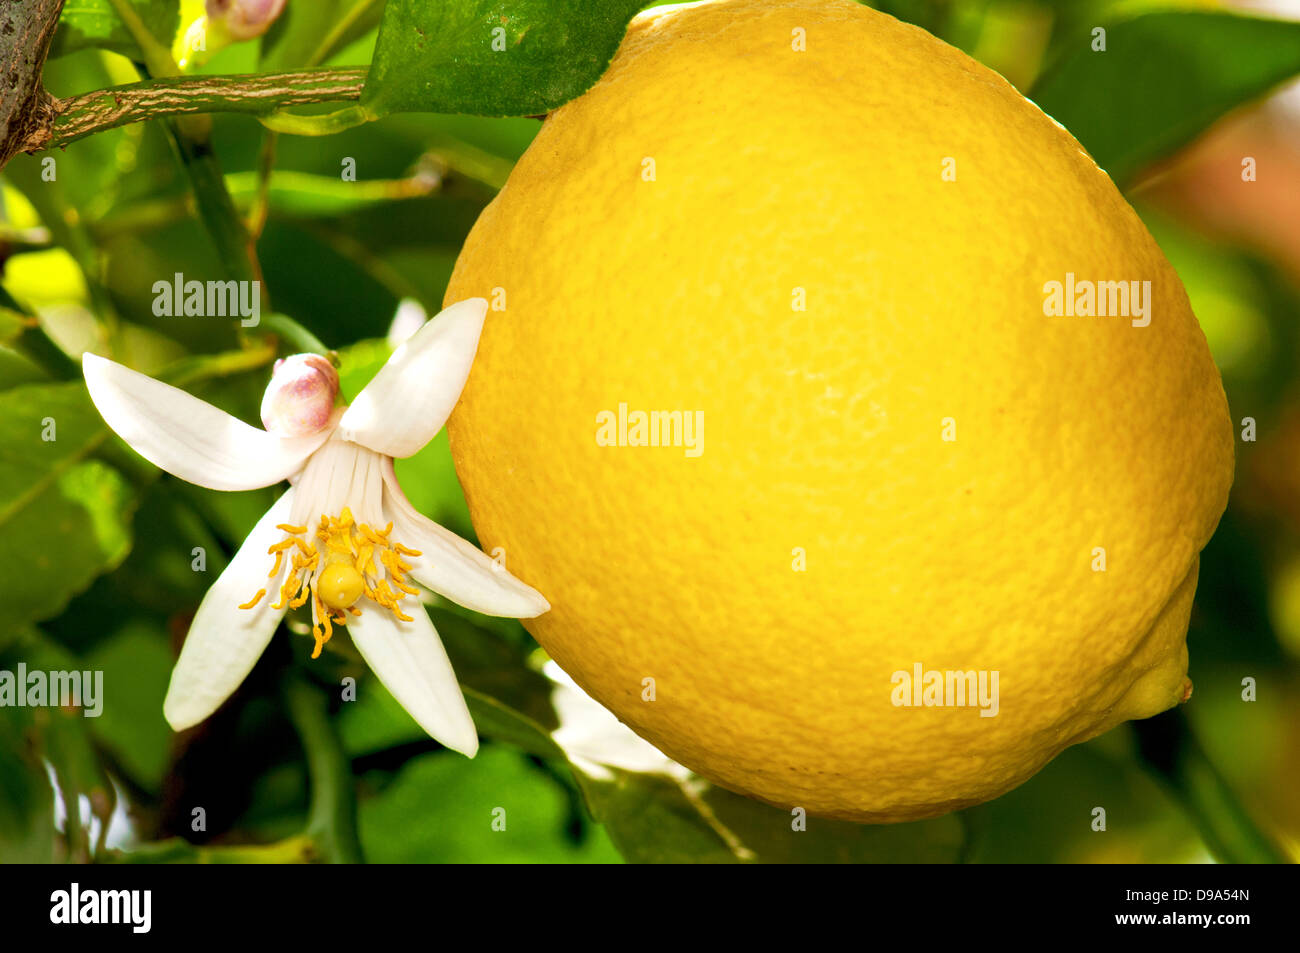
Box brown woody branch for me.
[0,0,367,171]
[37,67,370,150]
[0,0,65,169]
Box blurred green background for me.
[1,0,1298,863]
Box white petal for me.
[347,606,479,756]
[381,460,550,618]
[164,489,296,730]
[83,353,329,491]
[338,297,488,458]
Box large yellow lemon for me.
[444,0,1234,821]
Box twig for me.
[37,69,369,151]
[285,675,365,864]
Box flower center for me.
[239,506,423,658]
[317,562,365,610]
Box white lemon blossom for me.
[82,298,548,756]
[544,662,686,784]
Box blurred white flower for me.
[387,298,428,349]
[545,661,688,782]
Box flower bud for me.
[260,353,339,437]
[206,0,287,42]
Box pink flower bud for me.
[206,0,287,41]
[260,353,339,437]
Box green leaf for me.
[434,609,558,729]
[0,383,138,623]
[1029,11,1300,187]
[357,746,622,862]
[0,308,25,347]
[362,0,649,118]
[463,687,566,760]
[578,769,966,864]
[0,459,137,623]
[959,734,1205,863]
[0,303,49,390]
[51,0,180,62]
[85,623,174,793]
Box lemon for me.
[443,0,1234,821]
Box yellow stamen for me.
[246,508,424,658]
[312,612,333,659]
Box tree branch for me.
[0,0,65,169]
[34,68,370,152]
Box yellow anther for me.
[381,549,414,577]
[255,514,424,656]
[312,612,333,659]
